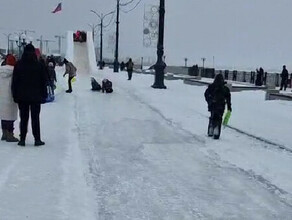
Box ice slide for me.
[65,31,98,75]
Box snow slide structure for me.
[65,31,98,75]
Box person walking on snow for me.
[63,58,77,93]
[126,58,134,80]
[0,54,19,142]
[280,65,288,91]
[204,73,232,139]
[12,44,48,146]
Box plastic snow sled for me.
[71,77,76,83]
[222,110,231,126]
[46,86,55,103]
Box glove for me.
[228,106,232,112]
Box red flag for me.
[52,3,62,13]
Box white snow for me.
[0,66,292,219]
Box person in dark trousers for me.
[126,58,134,80]
[255,67,264,86]
[204,74,232,139]
[91,77,101,91]
[280,65,289,91]
[63,58,77,93]
[11,44,48,146]
[120,62,125,71]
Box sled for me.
[71,77,76,83]
[46,86,55,103]
[222,110,231,126]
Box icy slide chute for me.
[65,31,98,75]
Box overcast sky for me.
[0,0,292,71]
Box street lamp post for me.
[152,0,166,89]
[37,36,43,54]
[201,57,206,77]
[141,57,144,70]
[113,0,120,72]
[91,10,115,70]
[15,33,27,58]
[3,33,12,54]
[55,35,65,55]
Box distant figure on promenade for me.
[12,44,47,146]
[63,58,77,93]
[280,65,288,91]
[204,74,232,139]
[120,62,125,71]
[255,67,264,86]
[0,54,19,142]
[126,58,134,80]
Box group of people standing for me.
[255,66,290,91]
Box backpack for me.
[46,86,55,102]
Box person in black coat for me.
[204,74,232,139]
[280,65,289,91]
[255,67,264,86]
[120,62,125,71]
[102,79,113,93]
[11,44,47,146]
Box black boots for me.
[35,140,45,146]
[17,139,45,147]
[18,140,25,147]
[66,90,72,93]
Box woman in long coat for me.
[12,44,47,146]
[0,54,19,142]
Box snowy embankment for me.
[0,66,292,219]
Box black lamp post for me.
[184,58,188,67]
[113,0,120,72]
[152,0,166,89]
[3,33,12,54]
[201,57,206,77]
[91,10,115,70]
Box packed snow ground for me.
[0,67,292,219]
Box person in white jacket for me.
[0,54,19,142]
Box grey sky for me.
[0,0,292,71]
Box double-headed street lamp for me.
[15,33,28,58]
[91,10,115,70]
[152,0,167,89]
[3,33,12,54]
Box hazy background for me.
[0,0,292,71]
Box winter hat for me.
[24,44,35,53]
[5,54,16,66]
